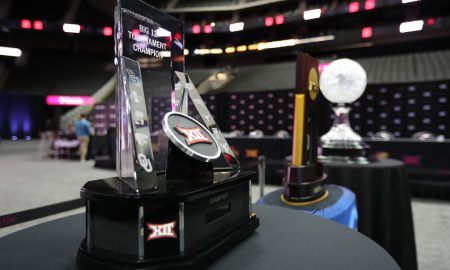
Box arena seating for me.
[142,68,219,97]
[357,50,450,84]
[222,62,296,93]
[220,50,450,94]
[177,0,237,8]
[3,52,112,96]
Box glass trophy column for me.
[77,1,258,269]
[320,104,368,163]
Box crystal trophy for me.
[77,1,258,269]
[114,0,184,191]
[164,71,240,182]
[319,58,369,164]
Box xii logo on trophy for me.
[147,221,177,241]
[162,112,221,162]
[175,126,212,146]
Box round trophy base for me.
[77,217,259,270]
[281,190,329,206]
[283,163,327,203]
[319,154,369,164]
[76,172,259,270]
[319,141,370,164]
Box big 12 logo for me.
[147,221,177,240]
[175,126,212,146]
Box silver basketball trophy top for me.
[319,58,369,163]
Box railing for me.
[60,75,115,130]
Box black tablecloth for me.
[0,205,399,270]
[324,159,417,270]
[218,137,291,184]
[367,139,450,199]
[223,137,450,198]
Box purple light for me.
[204,25,213,34]
[349,2,360,13]
[46,95,95,106]
[9,117,19,134]
[171,91,176,111]
[103,26,113,36]
[21,19,32,29]
[33,20,44,30]
[23,118,31,134]
[365,0,376,10]
[275,15,284,25]
[362,27,373,38]
[319,62,330,73]
[265,17,274,27]
[192,25,201,34]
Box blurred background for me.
[0,0,449,269]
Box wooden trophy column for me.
[282,53,327,204]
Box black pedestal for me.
[77,171,259,270]
[283,158,327,202]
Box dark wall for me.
[91,80,450,139]
[0,94,46,138]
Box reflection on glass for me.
[114,0,184,192]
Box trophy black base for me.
[76,171,258,270]
[77,217,258,270]
[283,162,327,203]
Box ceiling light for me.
[0,46,22,57]
[229,22,244,32]
[63,23,81,33]
[399,20,424,33]
[303,9,321,20]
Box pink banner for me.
[46,95,95,106]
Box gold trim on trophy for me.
[292,94,305,166]
[308,67,319,101]
[281,190,329,206]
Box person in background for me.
[74,113,92,162]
